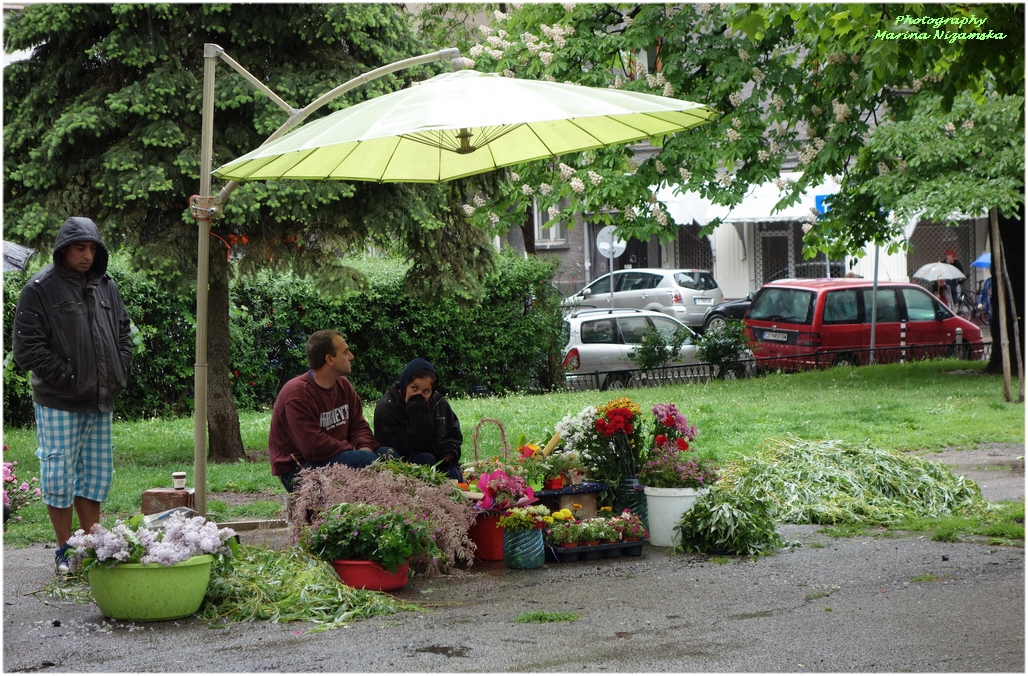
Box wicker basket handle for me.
[471,417,509,462]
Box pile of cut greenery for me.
[198,545,415,633]
[677,437,991,556]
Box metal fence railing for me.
[562,341,993,392]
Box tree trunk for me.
[206,246,246,463]
[985,202,1025,376]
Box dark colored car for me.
[702,292,753,332]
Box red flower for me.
[655,434,668,447]
[676,438,689,451]
[664,415,675,426]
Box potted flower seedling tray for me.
[545,539,647,564]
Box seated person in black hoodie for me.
[373,358,464,481]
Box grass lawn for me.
[3,359,1023,546]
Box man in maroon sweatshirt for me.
[268,330,381,492]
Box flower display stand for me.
[534,481,609,519]
[88,554,214,621]
[469,511,505,561]
[644,486,708,547]
[545,540,647,564]
[331,560,409,591]
[503,529,544,569]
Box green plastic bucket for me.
[88,554,214,621]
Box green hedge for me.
[3,251,566,427]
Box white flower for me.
[494,9,507,21]
[469,44,485,58]
[624,205,637,221]
[540,51,554,66]
[490,48,504,60]
[539,183,553,195]
[961,118,974,130]
[509,172,520,183]
[758,149,770,162]
[562,2,576,11]
[489,212,500,224]
[877,162,890,174]
[611,74,623,89]
[624,15,634,27]
[547,205,561,220]
[725,128,741,142]
[738,48,750,62]
[896,160,908,172]
[944,121,956,133]
[772,94,785,112]
[522,184,535,196]
[570,177,585,193]
[479,25,494,36]
[811,105,822,117]
[752,67,764,83]
[588,171,602,185]
[559,163,575,181]
[504,69,515,78]
[912,78,923,92]
[498,29,509,39]
[527,42,543,55]
[522,32,539,44]
[729,92,743,107]
[774,177,786,190]
[652,207,669,226]
[832,101,851,123]
[463,204,475,215]
[663,82,674,97]
[487,35,503,48]
[696,3,712,15]
[473,194,486,207]
[719,172,735,187]
[770,140,780,154]
[655,160,666,174]
[679,167,692,182]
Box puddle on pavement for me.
[415,645,471,658]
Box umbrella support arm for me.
[188,44,463,515]
[200,44,464,216]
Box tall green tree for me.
[3,4,495,461]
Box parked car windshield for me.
[748,287,816,324]
[673,271,718,291]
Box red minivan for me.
[743,279,984,369]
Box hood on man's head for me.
[398,358,438,395]
[53,217,109,276]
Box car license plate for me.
[762,331,788,342]
[694,297,713,306]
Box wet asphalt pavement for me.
[2,447,1023,673]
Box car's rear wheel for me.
[704,314,727,332]
[832,353,858,368]
[602,372,632,391]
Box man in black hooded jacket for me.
[13,217,133,575]
[373,359,463,480]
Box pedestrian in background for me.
[12,217,133,576]
[942,249,965,304]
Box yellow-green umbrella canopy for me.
[215,70,717,183]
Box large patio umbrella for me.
[214,70,717,183]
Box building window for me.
[534,198,567,248]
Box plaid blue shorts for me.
[34,405,114,508]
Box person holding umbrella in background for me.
[941,249,965,306]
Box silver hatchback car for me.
[564,268,724,328]
[562,308,702,390]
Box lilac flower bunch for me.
[68,513,237,572]
[3,460,41,522]
[637,438,720,490]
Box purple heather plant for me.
[650,403,698,443]
[637,438,720,490]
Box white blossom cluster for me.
[554,406,600,455]
[738,48,750,62]
[961,118,974,130]
[811,105,822,117]
[772,93,785,112]
[654,160,666,174]
[570,177,586,193]
[522,184,535,195]
[646,72,667,89]
[548,205,561,220]
[696,3,712,15]
[559,163,575,180]
[509,172,520,182]
[494,9,507,21]
[474,194,487,207]
[832,101,851,123]
[504,69,516,78]
[798,138,826,165]
[540,51,554,66]
[539,183,553,195]
[663,83,674,97]
[877,161,890,174]
[588,170,603,186]
[752,67,764,83]
[489,212,501,224]
[679,167,692,182]
[651,205,669,226]
[825,52,848,65]
[610,74,623,90]
[487,35,512,50]
[729,92,743,107]
[623,15,634,27]
[725,128,741,142]
[623,205,637,221]
[562,3,576,13]
[463,204,475,215]
[718,172,735,187]
[758,149,770,162]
